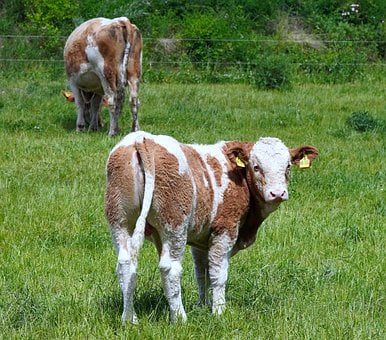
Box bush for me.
[253,54,293,90]
[346,111,384,132]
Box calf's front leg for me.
[208,233,235,315]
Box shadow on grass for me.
[58,115,77,132]
[100,288,169,324]
[56,114,110,135]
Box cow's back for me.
[64,18,129,76]
[64,18,101,75]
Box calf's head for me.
[228,138,318,204]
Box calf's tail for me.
[131,137,155,251]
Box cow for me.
[105,131,318,323]
[64,17,142,136]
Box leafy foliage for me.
[253,54,294,90]
[346,111,384,132]
[0,0,385,84]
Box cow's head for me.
[61,90,109,107]
[227,138,318,204]
[62,90,75,102]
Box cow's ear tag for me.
[235,156,245,168]
[299,154,310,169]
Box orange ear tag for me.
[299,154,311,169]
[235,156,245,168]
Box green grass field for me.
[0,72,385,338]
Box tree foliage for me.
[0,0,384,85]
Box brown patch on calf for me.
[206,156,222,187]
[64,20,104,75]
[126,23,142,89]
[64,31,87,75]
[181,145,214,229]
[212,149,251,240]
[233,196,264,254]
[105,145,141,226]
[137,139,194,228]
[96,24,125,93]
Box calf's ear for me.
[226,142,250,170]
[289,145,319,166]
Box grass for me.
[0,70,385,338]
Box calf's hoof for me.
[76,124,85,132]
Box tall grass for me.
[0,72,384,338]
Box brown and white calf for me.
[64,17,142,136]
[105,131,318,323]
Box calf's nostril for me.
[269,190,288,201]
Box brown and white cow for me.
[105,131,318,323]
[64,17,142,136]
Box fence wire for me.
[1,35,385,67]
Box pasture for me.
[0,71,385,338]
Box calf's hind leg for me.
[158,231,187,323]
[110,226,139,324]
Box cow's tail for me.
[131,137,155,252]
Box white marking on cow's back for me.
[111,131,189,175]
[85,35,104,68]
[100,17,129,27]
[120,42,131,83]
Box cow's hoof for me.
[108,130,119,137]
[89,125,100,132]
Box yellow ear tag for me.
[299,154,311,169]
[235,156,245,168]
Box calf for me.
[105,131,318,323]
[64,17,142,136]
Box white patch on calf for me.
[202,174,209,188]
[100,17,128,26]
[120,42,131,83]
[110,130,149,153]
[155,135,189,175]
[131,151,143,207]
[191,143,230,223]
[85,36,103,66]
[250,137,291,203]
[112,131,189,175]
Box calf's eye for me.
[286,164,291,176]
[254,165,260,172]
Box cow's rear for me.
[64,17,142,136]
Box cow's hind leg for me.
[89,94,103,131]
[69,84,86,132]
[158,231,187,323]
[106,85,124,137]
[128,78,140,132]
[191,247,210,307]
